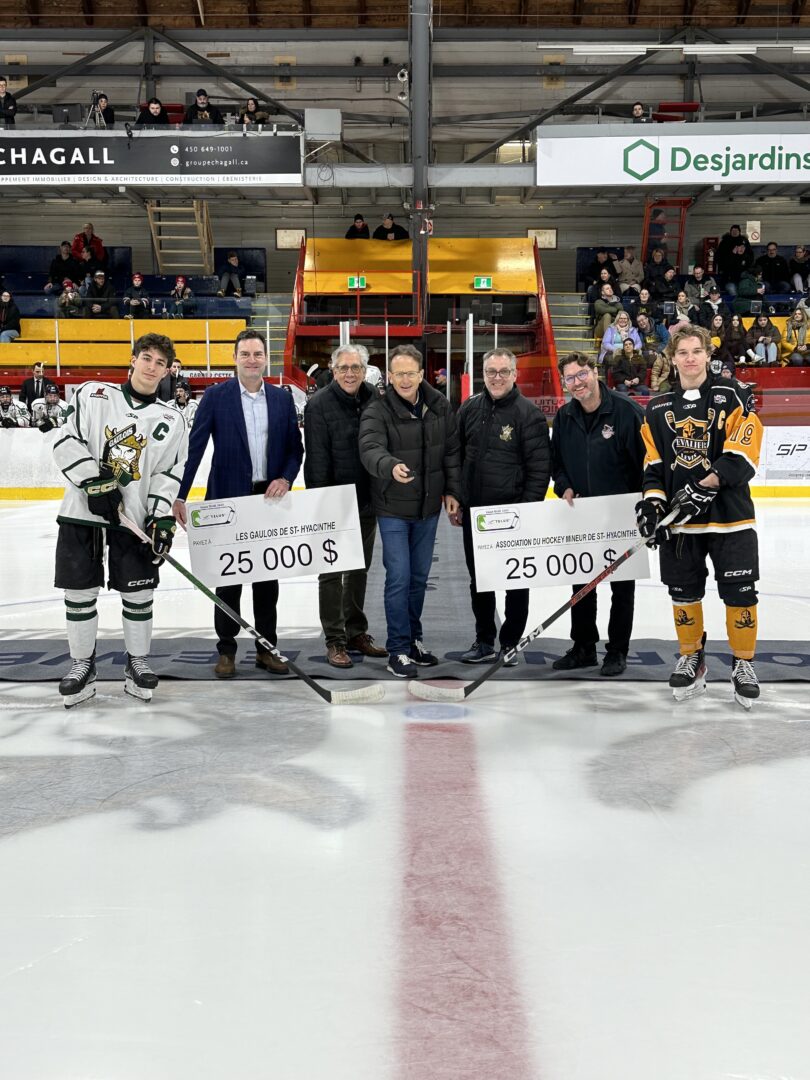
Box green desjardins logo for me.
[622,138,810,180]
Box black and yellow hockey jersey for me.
[641,375,762,534]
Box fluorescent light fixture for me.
[570,44,649,56]
[790,44,810,52]
[681,43,758,54]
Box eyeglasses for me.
[390,369,421,380]
[335,364,364,375]
[562,369,592,386]
[484,368,514,380]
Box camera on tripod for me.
[85,89,108,128]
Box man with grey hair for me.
[304,343,387,668]
[454,348,550,665]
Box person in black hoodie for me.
[550,352,646,677]
[135,97,171,126]
[0,289,21,342]
[83,269,118,318]
[359,344,461,678]
[455,348,550,666]
[304,344,387,669]
[183,89,224,126]
[755,241,792,293]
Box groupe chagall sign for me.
[0,130,303,186]
[535,124,810,187]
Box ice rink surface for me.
[1,499,809,1080]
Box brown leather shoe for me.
[327,644,354,669]
[255,649,289,675]
[214,653,236,679]
[346,633,387,658]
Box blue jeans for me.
[0,329,19,343]
[754,343,777,364]
[377,513,440,655]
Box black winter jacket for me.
[457,385,549,508]
[550,385,646,499]
[359,381,461,519]
[304,380,375,512]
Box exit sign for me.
[348,275,367,289]
[474,276,492,290]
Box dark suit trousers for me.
[215,481,279,655]
[462,512,529,649]
[318,511,377,646]
[569,579,636,656]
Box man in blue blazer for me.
[173,329,303,678]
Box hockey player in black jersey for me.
[52,333,188,707]
[635,324,764,708]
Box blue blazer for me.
[178,377,303,501]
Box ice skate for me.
[731,657,759,710]
[669,633,707,702]
[58,653,97,709]
[124,654,159,702]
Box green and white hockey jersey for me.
[54,381,188,529]
[30,397,69,428]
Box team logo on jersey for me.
[499,424,513,442]
[104,424,146,482]
[602,424,614,440]
[734,608,756,630]
[674,608,695,627]
[90,388,108,399]
[664,408,715,470]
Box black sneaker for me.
[409,639,439,666]
[387,652,418,679]
[600,651,627,677]
[459,640,497,664]
[552,645,598,671]
[499,647,521,668]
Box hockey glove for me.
[38,417,54,434]
[670,478,718,521]
[635,497,670,548]
[82,466,122,526]
[1,416,16,429]
[146,516,177,565]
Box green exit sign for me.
[474,276,493,290]
[348,275,367,289]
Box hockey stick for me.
[408,508,680,703]
[118,512,385,707]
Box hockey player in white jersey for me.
[172,382,198,427]
[0,385,29,427]
[52,333,188,707]
[30,383,68,433]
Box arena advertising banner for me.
[0,131,303,186]
[470,492,649,592]
[754,426,810,486]
[536,124,810,187]
[186,485,364,589]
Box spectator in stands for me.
[71,222,106,268]
[168,276,196,318]
[184,89,224,126]
[636,312,668,366]
[92,93,115,127]
[699,285,729,328]
[217,251,244,297]
[646,211,669,258]
[58,280,83,319]
[345,214,370,240]
[744,312,781,365]
[158,359,187,402]
[719,313,748,365]
[586,266,618,308]
[83,269,118,318]
[783,307,810,366]
[654,266,680,305]
[0,386,28,427]
[755,241,792,294]
[650,347,674,394]
[720,241,754,298]
[135,97,170,126]
[598,309,640,368]
[612,339,650,399]
[373,213,409,241]
[45,241,82,295]
[593,282,623,341]
[0,289,21,343]
[585,248,613,289]
[732,266,765,314]
[643,247,672,295]
[716,224,753,285]
[122,273,152,319]
[685,265,716,307]
[0,76,17,128]
[18,362,47,410]
[635,286,656,322]
[238,97,269,125]
[631,101,649,124]
[789,245,810,294]
[612,246,644,295]
[666,290,700,336]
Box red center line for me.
[398,722,535,1080]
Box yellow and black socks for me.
[726,605,757,661]
[672,602,705,655]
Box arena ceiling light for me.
[681,43,759,55]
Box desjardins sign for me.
[623,137,810,181]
